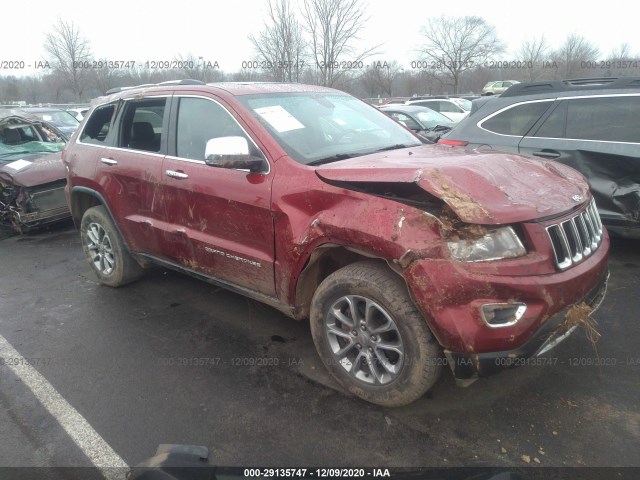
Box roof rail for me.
[501,77,640,97]
[105,79,205,95]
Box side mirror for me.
[204,136,266,173]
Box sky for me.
[2,0,637,76]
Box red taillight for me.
[438,139,469,147]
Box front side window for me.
[80,103,116,145]
[481,101,552,136]
[118,98,167,153]
[238,92,421,165]
[176,97,248,161]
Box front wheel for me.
[310,261,442,406]
[80,205,143,287]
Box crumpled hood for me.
[0,153,66,187]
[316,145,590,224]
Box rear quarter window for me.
[80,103,116,145]
[481,101,553,136]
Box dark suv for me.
[440,77,640,238]
[63,80,609,406]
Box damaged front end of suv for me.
[0,112,70,236]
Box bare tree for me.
[553,33,599,78]
[43,19,92,100]
[419,16,503,94]
[88,59,124,95]
[301,0,379,87]
[0,76,20,103]
[42,72,68,102]
[230,68,268,82]
[173,53,225,82]
[602,43,640,77]
[20,76,45,104]
[609,42,633,61]
[518,35,550,81]
[250,0,307,82]
[359,60,402,97]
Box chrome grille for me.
[546,200,603,270]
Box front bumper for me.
[444,269,609,379]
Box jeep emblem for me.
[572,195,584,202]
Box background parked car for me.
[404,98,469,122]
[0,111,70,236]
[19,107,80,136]
[440,77,640,238]
[482,80,520,95]
[379,104,457,142]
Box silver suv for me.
[482,80,520,96]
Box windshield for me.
[238,92,421,165]
[0,141,64,161]
[31,110,79,127]
[414,110,455,128]
[1,117,66,158]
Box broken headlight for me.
[447,226,526,262]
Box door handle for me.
[166,170,189,179]
[532,150,561,159]
[100,158,118,165]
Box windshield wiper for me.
[370,143,415,153]
[307,153,358,166]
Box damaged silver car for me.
[0,111,70,236]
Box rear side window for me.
[481,101,552,136]
[438,102,462,113]
[80,103,116,145]
[533,102,566,138]
[175,97,247,161]
[118,98,167,153]
[412,101,436,111]
[565,96,640,143]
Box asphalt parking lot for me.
[1,225,639,473]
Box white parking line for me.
[0,334,128,480]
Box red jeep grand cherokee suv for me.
[63,81,609,406]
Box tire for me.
[310,261,443,407]
[80,205,143,287]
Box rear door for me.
[93,95,170,256]
[472,99,554,152]
[519,94,640,227]
[161,94,276,296]
[67,102,118,196]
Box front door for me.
[161,95,276,296]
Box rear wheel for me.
[80,205,143,287]
[310,261,442,406]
